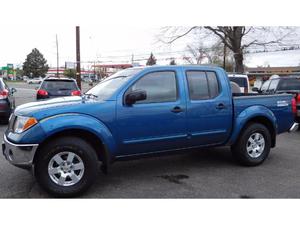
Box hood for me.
[14,96,103,120]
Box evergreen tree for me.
[64,69,76,78]
[23,48,49,77]
[146,52,157,66]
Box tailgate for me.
[233,94,294,134]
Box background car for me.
[27,77,43,84]
[253,76,300,124]
[0,78,16,123]
[228,74,250,93]
[36,76,81,100]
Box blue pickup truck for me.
[2,65,299,196]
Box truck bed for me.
[233,93,294,134]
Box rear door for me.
[184,69,232,147]
[116,69,187,155]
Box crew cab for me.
[2,66,298,197]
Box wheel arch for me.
[33,128,113,166]
[242,116,276,147]
[229,107,277,148]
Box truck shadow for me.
[84,146,239,197]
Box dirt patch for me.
[157,174,189,184]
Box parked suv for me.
[36,77,81,100]
[253,77,300,123]
[0,78,16,123]
[228,74,250,93]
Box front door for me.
[116,69,187,156]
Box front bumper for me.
[289,123,299,132]
[2,135,39,169]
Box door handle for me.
[171,106,183,113]
[216,103,226,110]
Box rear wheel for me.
[231,123,271,166]
[35,136,98,197]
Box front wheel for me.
[35,136,98,197]
[231,123,271,166]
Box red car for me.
[0,78,16,123]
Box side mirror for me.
[10,87,17,94]
[252,87,259,92]
[125,90,147,105]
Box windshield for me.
[86,68,142,100]
[277,79,300,91]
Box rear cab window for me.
[186,71,220,100]
[41,79,78,92]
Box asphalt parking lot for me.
[0,82,300,198]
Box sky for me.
[2,25,300,69]
[1,0,300,69]
[0,25,169,67]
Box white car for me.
[27,77,43,84]
[228,74,250,93]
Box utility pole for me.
[76,26,81,89]
[131,54,134,65]
[56,34,59,77]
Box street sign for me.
[7,64,14,75]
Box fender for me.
[38,113,118,158]
[227,105,277,146]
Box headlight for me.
[13,116,38,134]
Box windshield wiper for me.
[83,93,98,98]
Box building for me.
[246,66,300,77]
[46,67,96,80]
[93,64,134,78]
[245,66,300,86]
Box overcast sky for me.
[0,25,169,67]
[1,0,300,68]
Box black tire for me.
[35,136,98,197]
[231,123,271,166]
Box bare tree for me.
[183,43,209,64]
[159,26,296,73]
[182,40,234,71]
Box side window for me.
[206,71,220,98]
[129,71,177,104]
[260,80,271,92]
[268,79,279,93]
[186,71,220,100]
